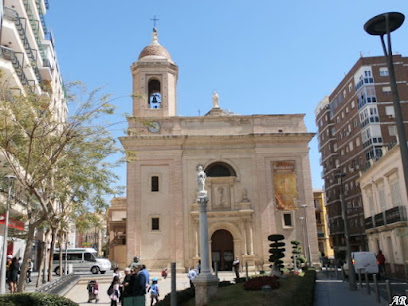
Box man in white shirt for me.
[233,257,240,279]
[187,267,197,287]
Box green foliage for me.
[291,240,302,269]
[157,287,195,306]
[288,269,316,306]
[243,275,280,290]
[268,234,285,273]
[0,81,122,220]
[218,281,234,288]
[0,292,78,306]
[0,81,123,288]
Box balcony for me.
[386,206,407,224]
[355,77,374,91]
[23,0,46,61]
[360,116,380,129]
[3,8,42,84]
[365,206,407,230]
[1,47,30,88]
[374,212,385,227]
[365,217,373,230]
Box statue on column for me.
[197,164,207,196]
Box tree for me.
[0,82,122,291]
[291,240,301,272]
[268,234,285,275]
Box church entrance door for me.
[211,229,233,271]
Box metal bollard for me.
[245,262,249,280]
[373,274,381,304]
[365,271,370,295]
[214,261,218,278]
[336,266,339,279]
[341,267,345,282]
[385,279,392,304]
[358,269,362,288]
[171,263,177,306]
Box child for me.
[109,276,120,306]
[113,267,122,280]
[148,277,160,306]
[26,259,33,283]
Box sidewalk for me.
[64,271,236,306]
[314,269,388,306]
[16,271,61,293]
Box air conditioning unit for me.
[388,114,395,118]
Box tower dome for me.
[138,28,172,60]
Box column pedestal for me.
[242,254,256,272]
[195,193,219,306]
[194,273,219,306]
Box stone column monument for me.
[194,165,219,306]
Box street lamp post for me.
[300,204,312,267]
[364,12,408,197]
[0,174,16,294]
[336,172,357,291]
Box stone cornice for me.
[120,133,315,150]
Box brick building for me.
[315,55,408,258]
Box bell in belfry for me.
[152,94,158,103]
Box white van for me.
[53,248,111,275]
[343,251,379,276]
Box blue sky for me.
[46,1,408,195]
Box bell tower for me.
[131,28,178,117]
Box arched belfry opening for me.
[211,229,234,271]
[148,79,161,109]
[205,162,236,177]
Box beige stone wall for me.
[121,116,319,271]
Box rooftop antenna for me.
[150,15,159,28]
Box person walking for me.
[6,255,12,286]
[8,257,19,293]
[109,276,121,306]
[161,267,167,279]
[26,258,33,283]
[141,264,150,286]
[130,264,146,306]
[187,267,197,287]
[376,250,386,278]
[121,268,132,306]
[197,260,201,274]
[148,277,160,306]
[233,257,240,279]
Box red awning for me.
[0,214,25,230]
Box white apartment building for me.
[359,144,408,278]
[0,0,65,261]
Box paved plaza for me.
[64,271,236,305]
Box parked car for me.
[343,251,379,276]
[53,248,111,275]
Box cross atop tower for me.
[150,15,159,28]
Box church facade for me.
[116,28,319,271]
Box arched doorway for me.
[211,229,234,271]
